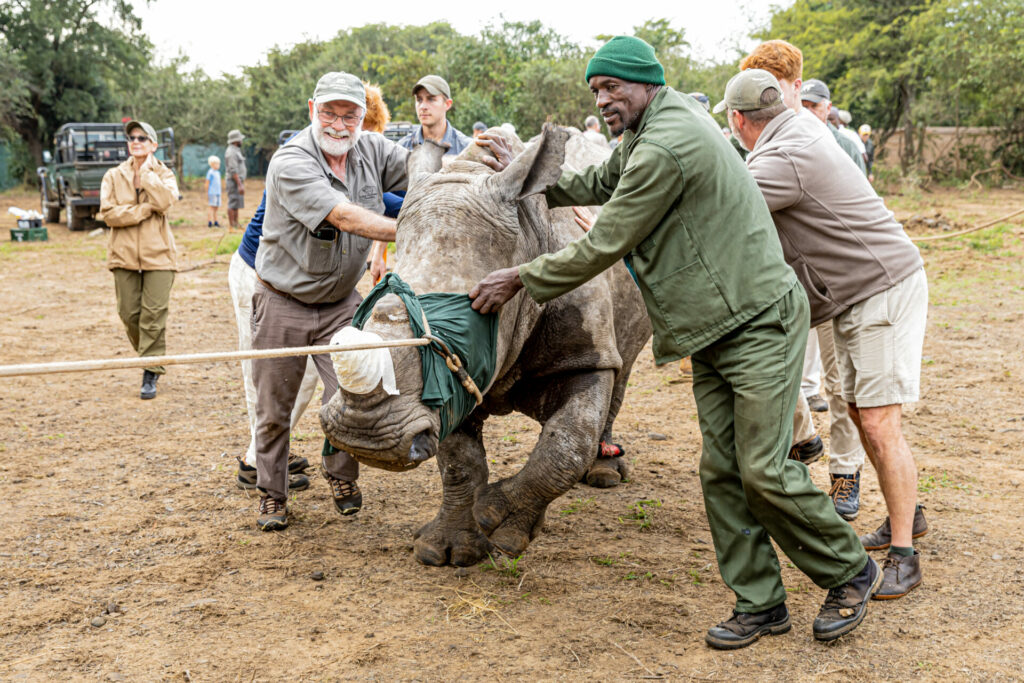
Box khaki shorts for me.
[832,268,928,408]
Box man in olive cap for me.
[397,74,470,156]
[799,79,866,175]
[470,36,877,649]
[251,71,409,531]
[224,129,246,228]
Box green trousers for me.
[691,283,866,613]
[112,268,175,374]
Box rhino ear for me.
[406,139,449,190]
[485,123,568,203]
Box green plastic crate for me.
[10,226,48,242]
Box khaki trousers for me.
[112,268,175,374]
[693,284,867,612]
[816,321,867,475]
[252,283,360,502]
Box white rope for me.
[0,338,430,378]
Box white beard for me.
[315,123,359,157]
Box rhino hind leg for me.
[474,370,613,556]
[413,422,493,567]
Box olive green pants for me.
[112,268,175,375]
[692,284,866,613]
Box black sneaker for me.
[789,435,824,465]
[256,496,288,531]
[812,557,881,641]
[705,603,791,650]
[322,466,362,516]
[141,370,158,400]
[236,457,310,491]
[830,472,861,520]
[807,394,828,412]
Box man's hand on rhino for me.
[469,266,523,314]
[474,133,514,172]
[369,241,387,284]
[572,206,596,233]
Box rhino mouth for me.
[325,409,439,472]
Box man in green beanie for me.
[470,35,878,649]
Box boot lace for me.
[259,496,285,515]
[829,476,856,503]
[323,467,359,499]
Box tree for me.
[0,0,151,165]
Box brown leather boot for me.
[859,505,928,550]
[873,550,922,599]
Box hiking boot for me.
[874,551,922,599]
[812,557,881,641]
[141,370,159,400]
[705,603,790,650]
[830,472,861,521]
[288,455,310,473]
[807,394,828,412]
[860,505,929,550]
[236,457,310,491]
[322,466,362,516]
[256,496,288,531]
[789,435,824,466]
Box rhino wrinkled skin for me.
[321,125,652,566]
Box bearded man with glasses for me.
[251,72,410,531]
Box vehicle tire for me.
[40,181,60,223]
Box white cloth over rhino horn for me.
[330,326,399,396]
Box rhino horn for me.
[484,122,569,203]
[406,138,449,189]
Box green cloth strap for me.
[352,273,499,441]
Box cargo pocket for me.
[648,259,733,346]
[302,233,338,275]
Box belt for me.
[256,275,333,308]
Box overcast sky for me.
[134,0,789,77]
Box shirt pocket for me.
[647,259,733,344]
[302,231,340,275]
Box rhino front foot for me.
[585,456,631,488]
[473,479,547,557]
[413,514,493,567]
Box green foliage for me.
[620,499,661,530]
[480,553,522,578]
[0,0,151,164]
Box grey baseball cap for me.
[800,79,831,104]
[413,74,451,100]
[713,69,784,114]
[123,120,157,142]
[227,129,244,144]
[313,72,366,109]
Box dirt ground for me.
[1,178,1023,681]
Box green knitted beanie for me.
[585,36,666,85]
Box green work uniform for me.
[519,87,866,612]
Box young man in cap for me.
[725,68,929,600]
[251,72,409,531]
[741,42,868,519]
[397,75,471,155]
[800,80,867,175]
[224,129,247,229]
[471,35,877,649]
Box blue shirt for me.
[206,168,221,195]
[397,121,471,155]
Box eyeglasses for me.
[127,135,150,142]
[316,108,362,127]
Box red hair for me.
[740,40,803,82]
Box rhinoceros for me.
[320,125,652,566]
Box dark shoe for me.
[830,472,861,521]
[789,435,824,465]
[207,221,213,227]
[214,221,221,227]
[860,505,929,550]
[256,496,288,531]
[813,557,881,641]
[288,455,310,473]
[807,394,828,412]
[236,457,310,491]
[322,466,362,516]
[874,551,922,599]
[705,603,791,650]
[140,370,158,400]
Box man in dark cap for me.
[470,35,877,650]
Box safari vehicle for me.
[37,123,175,230]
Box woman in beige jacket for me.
[97,120,179,399]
